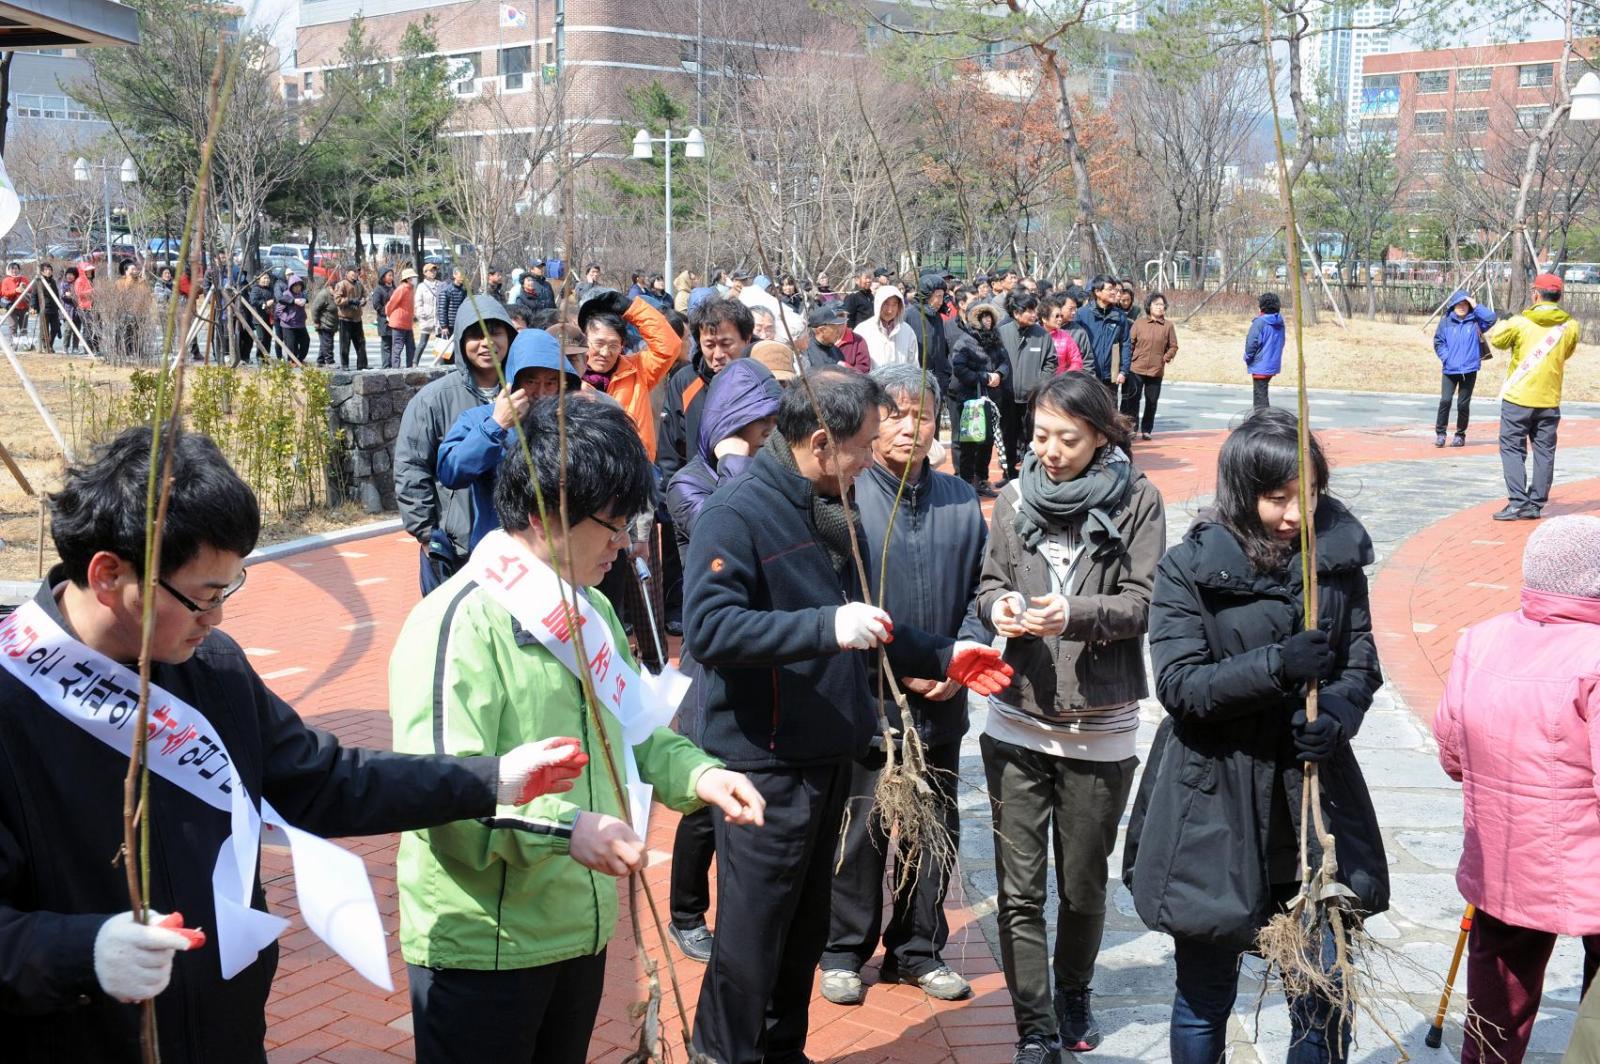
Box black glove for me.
[1278,629,1334,684]
[1291,708,1341,762]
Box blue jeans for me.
[1170,920,1350,1064]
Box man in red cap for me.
[1486,272,1581,520]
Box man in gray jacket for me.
[819,364,989,1008]
[393,295,514,593]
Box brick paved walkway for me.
[224,387,1600,1062]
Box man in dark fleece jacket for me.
[685,369,1011,1064]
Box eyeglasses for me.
[159,570,248,614]
[587,340,623,355]
[586,513,630,542]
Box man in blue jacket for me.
[1075,275,1130,396]
[1432,289,1496,447]
[433,328,582,550]
[819,365,988,1008]
[685,368,1011,1064]
[1243,292,1286,408]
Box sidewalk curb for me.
[245,518,404,566]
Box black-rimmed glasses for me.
[159,570,248,614]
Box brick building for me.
[1359,39,1594,165]
[294,0,872,157]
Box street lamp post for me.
[632,126,705,286]
[72,156,139,271]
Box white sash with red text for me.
[466,529,687,838]
[1499,319,1568,400]
[0,598,394,990]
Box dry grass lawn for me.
[1,312,1595,582]
[0,354,368,582]
[1168,312,1600,401]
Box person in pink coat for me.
[1434,513,1600,1064]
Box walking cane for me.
[1425,904,1476,1048]
[632,555,668,671]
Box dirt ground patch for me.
[1165,312,1600,400]
[0,354,372,583]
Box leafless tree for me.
[1123,54,1263,288]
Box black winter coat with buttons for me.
[1122,497,1387,951]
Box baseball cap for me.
[1533,272,1564,295]
[806,304,847,328]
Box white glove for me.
[835,602,894,650]
[93,910,203,1004]
[497,736,589,805]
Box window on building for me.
[1456,66,1491,91]
[449,53,480,96]
[500,45,531,90]
[15,93,89,121]
[303,70,314,92]
[1519,62,1553,87]
[678,38,699,71]
[1456,108,1489,133]
[1413,111,1444,134]
[1359,116,1398,141]
[1416,70,1449,93]
[1415,150,1444,174]
[1518,104,1552,131]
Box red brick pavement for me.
[232,415,1599,1061]
[1370,473,1600,726]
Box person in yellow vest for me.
[1488,272,1581,521]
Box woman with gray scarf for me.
[975,372,1167,1064]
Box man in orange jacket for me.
[574,288,682,461]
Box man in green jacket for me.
[390,396,765,1063]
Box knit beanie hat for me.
[1523,515,1600,598]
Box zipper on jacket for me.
[769,668,781,750]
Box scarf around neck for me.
[764,431,858,571]
[1013,446,1132,559]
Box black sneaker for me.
[1493,504,1525,521]
[1518,506,1543,520]
[668,923,713,963]
[1012,1034,1060,1064]
[1054,986,1102,1053]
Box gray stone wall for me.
[326,368,446,513]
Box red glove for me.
[946,642,1013,696]
[156,912,207,950]
[498,738,591,805]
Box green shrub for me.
[64,363,343,516]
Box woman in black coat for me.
[1124,407,1385,1064]
[948,301,1009,497]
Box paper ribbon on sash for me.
[1499,320,1568,400]
[0,599,394,990]
[466,529,686,838]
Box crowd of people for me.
[0,252,1591,1064]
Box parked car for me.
[1562,264,1600,285]
[265,253,308,275]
